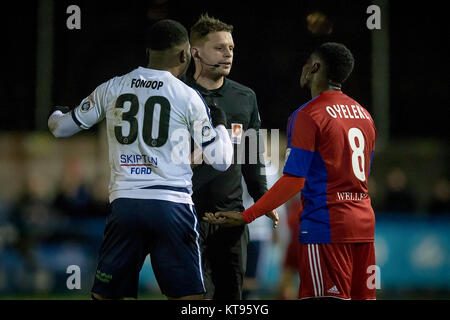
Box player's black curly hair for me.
[146,19,189,51]
[313,42,355,84]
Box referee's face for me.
[202,31,234,77]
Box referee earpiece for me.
[193,49,200,59]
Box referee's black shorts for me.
[199,221,249,300]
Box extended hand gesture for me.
[203,211,245,227]
[265,210,279,229]
[203,210,278,229]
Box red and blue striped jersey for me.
[283,90,376,243]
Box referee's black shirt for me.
[185,75,268,217]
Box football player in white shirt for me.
[48,20,233,300]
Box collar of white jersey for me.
[135,66,172,76]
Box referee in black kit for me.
[185,14,278,300]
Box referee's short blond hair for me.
[190,13,233,46]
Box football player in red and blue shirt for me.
[204,42,377,300]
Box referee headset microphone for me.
[194,51,220,68]
[193,50,220,83]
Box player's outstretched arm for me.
[48,107,81,138]
[242,174,304,223]
[204,174,304,228]
[203,210,279,229]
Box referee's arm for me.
[241,92,268,201]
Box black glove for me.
[208,104,227,127]
[48,106,71,118]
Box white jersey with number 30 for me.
[71,67,225,204]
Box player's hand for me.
[208,104,227,127]
[48,106,71,118]
[202,212,227,225]
[202,211,245,227]
[265,210,279,229]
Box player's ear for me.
[179,49,187,63]
[311,62,320,74]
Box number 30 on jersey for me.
[114,93,171,147]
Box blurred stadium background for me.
[0,0,448,299]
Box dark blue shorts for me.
[91,198,205,298]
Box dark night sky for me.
[2,0,448,140]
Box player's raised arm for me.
[48,81,109,138]
[188,92,233,171]
[48,106,81,138]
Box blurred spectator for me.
[52,157,92,217]
[428,179,450,215]
[275,195,301,300]
[0,199,19,250]
[382,167,416,213]
[11,172,57,273]
[14,173,56,240]
[242,177,276,300]
[243,219,273,300]
[368,177,381,212]
[86,175,110,217]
